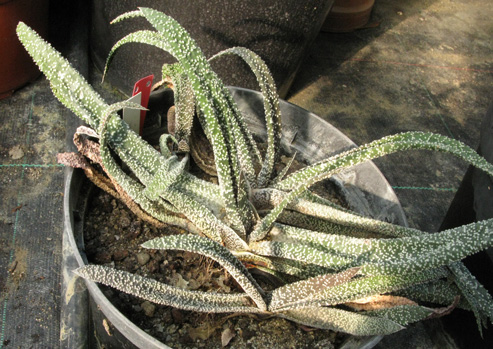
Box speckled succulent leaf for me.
[271,219,493,277]
[75,265,261,313]
[221,89,262,174]
[160,188,250,249]
[278,131,493,191]
[360,220,493,276]
[234,251,331,278]
[269,268,359,311]
[249,240,353,270]
[301,189,356,215]
[103,30,164,81]
[16,22,107,126]
[279,307,404,336]
[272,211,370,237]
[213,88,259,188]
[395,280,464,309]
[271,152,297,185]
[105,12,247,234]
[158,133,177,158]
[161,63,195,147]
[143,154,188,201]
[110,9,144,25]
[269,223,370,254]
[448,262,493,330]
[302,268,448,309]
[210,47,281,186]
[251,131,493,242]
[253,188,421,239]
[364,305,433,327]
[142,235,267,310]
[48,81,93,125]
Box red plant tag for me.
[132,74,154,135]
[123,75,154,135]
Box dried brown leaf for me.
[346,295,417,311]
[221,327,235,347]
[57,152,90,169]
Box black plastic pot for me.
[90,0,335,99]
[61,87,407,348]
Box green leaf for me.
[448,262,493,331]
[359,220,493,276]
[294,268,448,309]
[161,188,249,249]
[142,234,267,310]
[143,154,188,201]
[269,268,359,311]
[161,63,195,148]
[252,188,422,239]
[365,305,433,326]
[395,280,465,310]
[278,131,493,191]
[106,10,248,234]
[249,240,353,270]
[75,265,261,313]
[210,47,281,186]
[253,132,493,242]
[16,22,107,127]
[271,218,493,277]
[279,307,404,335]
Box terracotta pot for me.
[0,0,49,99]
[322,0,375,33]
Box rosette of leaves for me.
[17,7,493,336]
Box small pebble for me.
[141,301,156,317]
[113,250,129,261]
[136,252,151,265]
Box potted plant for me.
[17,7,493,348]
[0,0,49,99]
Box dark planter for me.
[0,0,49,99]
[90,0,335,99]
[62,87,407,348]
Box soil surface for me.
[84,189,347,349]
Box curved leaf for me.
[252,132,493,242]
[279,307,404,336]
[142,234,267,310]
[75,265,261,313]
[210,47,281,186]
[269,268,359,311]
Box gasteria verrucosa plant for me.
[17,7,493,336]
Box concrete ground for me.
[1,0,492,347]
[288,0,493,233]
